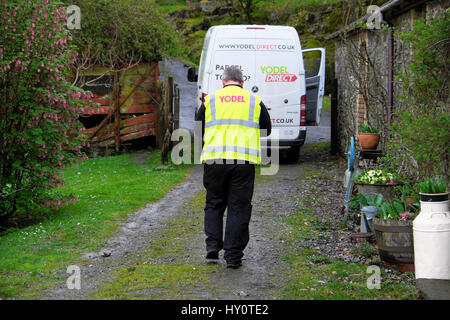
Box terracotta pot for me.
[359,133,380,150]
[406,196,415,204]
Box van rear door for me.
[302,48,326,126]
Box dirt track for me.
[40,147,342,300]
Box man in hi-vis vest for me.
[195,66,271,268]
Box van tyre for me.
[288,146,300,163]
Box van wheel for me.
[288,146,300,163]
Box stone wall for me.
[334,28,388,154]
[333,0,449,155]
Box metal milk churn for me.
[413,192,450,289]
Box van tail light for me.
[201,92,207,102]
[300,95,306,126]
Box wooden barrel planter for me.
[373,218,414,265]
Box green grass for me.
[157,4,188,14]
[297,0,340,5]
[302,141,331,153]
[253,0,340,8]
[0,151,190,299]
[280,252,416,299]
[280,212,417,299]
[93,263,214,300]
[322,95,331,112]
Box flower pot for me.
[359,133,380,150]
[373,218,414,265]
[419,191,449,202]
[406,196,415,204]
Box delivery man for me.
[195,66,271,268]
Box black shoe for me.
[205,251,219,260]
[226,261,242,269]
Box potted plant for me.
[353,169,402,203]
[372,190,420,267]
[418,177,448,202]
[359,121,380,150]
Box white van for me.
[188,25,325,160]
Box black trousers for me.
[203,163,255,263]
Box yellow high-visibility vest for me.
[201,85,262,164]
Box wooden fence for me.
[79,62,179,154]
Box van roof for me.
[209,25,297,32]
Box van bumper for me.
[261,129,306,149]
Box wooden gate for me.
[80,63,160,152]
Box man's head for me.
[222,66,244,87]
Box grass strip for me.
[0,151,190,299]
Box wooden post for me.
[161,77,174,164]
[173,84,180,131]
[164,76,174,130]
[113,71,121,154]
[156,79,164,149]
[330,78,338,155]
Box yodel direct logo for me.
[265,74,298,82]
[260,66,298,82]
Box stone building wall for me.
[334,28,388,154]
[333,0,449,155]
[335,34,359,154]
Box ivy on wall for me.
[383,12,450,184]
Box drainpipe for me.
[381,19,393,145]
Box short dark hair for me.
[222,66,243,83]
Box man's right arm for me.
[259,102,272,137]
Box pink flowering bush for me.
[0,0,99,225]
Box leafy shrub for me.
[353,193,383,208]
[378,190,420,221]
[379,201,414,221]
[0,0,97,225]
[383,12,450,184]
[68,0,183,67]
